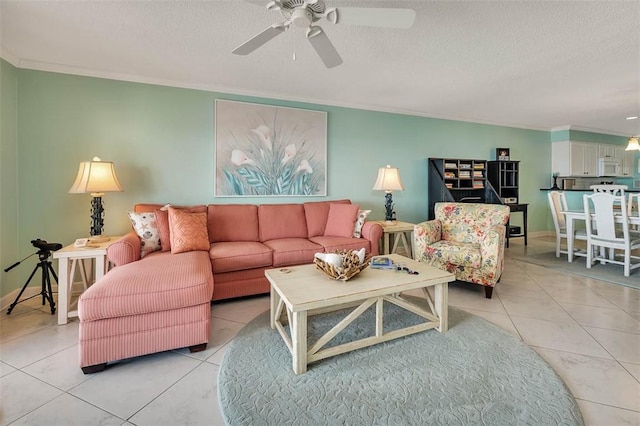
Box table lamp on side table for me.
[373,164,404,222]
[69,157,123,242]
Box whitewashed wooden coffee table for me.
[265,254,455,375]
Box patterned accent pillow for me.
[167,207,210,254]
[353,209,371,238]
[128,212,161,258]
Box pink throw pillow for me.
[168,207,210,254]
[324,204,360,238]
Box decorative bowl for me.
[313,249,370,281]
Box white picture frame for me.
[214,100,327,197]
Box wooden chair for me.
[547,191,587,259]
[589,184,628,196]
[628,193,640,235]
[583,193,640,277]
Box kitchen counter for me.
[540,188,640,192]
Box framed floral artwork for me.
[214,100,327,196]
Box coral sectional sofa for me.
[78,200,382,373]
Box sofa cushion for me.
[168,207,210,254]
[259,204,308,242]
[309,236,371,255]
[209,241,273,273]
[263,238,323,267]
[324,203,360,237]
[78,251,213,322]
[208,204,259,243]
[424,240,482,268]
[304,199,351,238]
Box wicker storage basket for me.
[313,249,370,282]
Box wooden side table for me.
[53,237,119,325]
[372,221,415,257]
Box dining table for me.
[561,210,640,262]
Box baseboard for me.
[528,230,554,238]
[0,281,86,312]
[0,286,43,312]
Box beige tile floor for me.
[1,236,639,425]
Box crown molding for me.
[0,48,20,67]
[552,124,631,138]
[3,56,627,136]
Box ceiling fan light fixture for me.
[291,8,312,27]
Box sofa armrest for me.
[413,220,442,261]
[361,221,383,256]
[107,231,141,267]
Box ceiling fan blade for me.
[232,24,286,55]
[306,26,343,69]
[327,7,416,29]
[243,0,268,6]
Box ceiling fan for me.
[232,0,416,69]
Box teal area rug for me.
[218,304,583,425]
[513,251,640,290]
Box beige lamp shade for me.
[372,165,404,192]
[69,157,123,196]
[626,136,640,151]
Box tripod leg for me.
[43,262,56,315]
[47,262,58,315]
[6,264,40,315]
[48,263,59,284]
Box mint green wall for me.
[550,129,570,142]
[1,59,20,297]
[569,130,629,146]
[3,68,556,298]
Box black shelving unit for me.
[488,160,527,246]
[428,158,501,219]
[488,161,520,204]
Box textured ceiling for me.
[1,0,639,136]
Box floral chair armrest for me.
[361,221,383,256]
[106,231,141,267]
[480,224,506,270]
[413,220,442,261]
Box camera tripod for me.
[5,249,58,315]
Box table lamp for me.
[372,164,404,222]
[69,157,123,240]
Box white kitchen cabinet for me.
[552,141,598,177]
[598,144,616,159]
[622,149,636,177]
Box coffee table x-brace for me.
[265,254,454,375]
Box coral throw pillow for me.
[168,207,210,254]
[156,204,207,251]
[128,212,161,257]
[324,203,360,238]
[353,209,371,238]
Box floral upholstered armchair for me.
[413,202,510,298]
